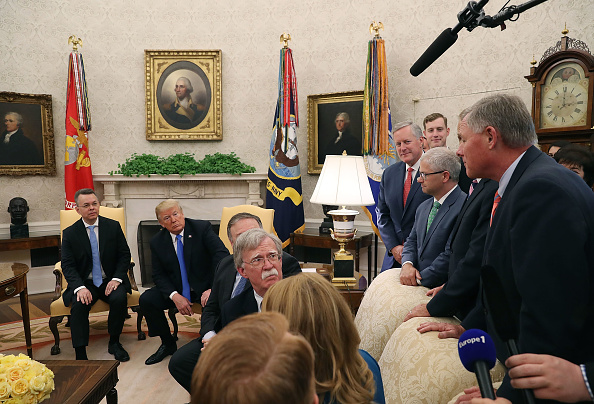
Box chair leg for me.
[131,306,146,340]
[168,308,179,341]
[49,316,65,355]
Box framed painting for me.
[307,90,364,174]
[0,92,56,176]
[145,50,222,140]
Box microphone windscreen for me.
[410,28,458,76]
[458,329,497,372]
[481,265,518,341]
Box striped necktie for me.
[490,192,501,226]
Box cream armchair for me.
[49,207,144,355]
[218,205,275,253]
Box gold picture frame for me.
[145,50,222,141]
[307,90,364,174]
[0,92,56,176]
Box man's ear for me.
[485,126,498,150]
[237,266,248,279]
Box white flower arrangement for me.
[0,354,54,403]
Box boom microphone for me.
[458,329,497,399]
[409,29,458,77]
[481,265,536,404]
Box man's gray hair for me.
[458,107,472,121]
[5,112,23,127]
[465,94,537,148]
[227,212,263,243]
[335,112,350,125]
[177,77,194,93]
[233,228,282,269]
[393,121,423,139]
[421,147,461,182]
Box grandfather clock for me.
[525,27,594,153]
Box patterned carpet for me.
[0,310,202,352]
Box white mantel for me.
[93,173,268,284]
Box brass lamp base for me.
[330,230,357,290]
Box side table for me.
[0,262,32,357]
[290,229,374,276]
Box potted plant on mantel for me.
[109,152,256,177]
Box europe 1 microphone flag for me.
[458,329,497,399]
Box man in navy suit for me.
[61,188,132,361]
[400,147,467,288]
[168,212,301,392]
[140,199,229,365]
[421,94,594,403]
[377,121,432,271]
[405,109,498,323]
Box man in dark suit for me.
[0,112,43,165]
[140,199,229,365]
[422,112,472,193]
[377,121,432,271]
[400,147,467,288]
[421,94,594,403]
[323,112,362,162]
[219,228,284,326]
[168,212,301,392]
[405,110,498,322]
[61,188,132,361]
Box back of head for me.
[466,93,537,149]
[263,273,374,404]
[192,312,315,404]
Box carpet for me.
[0,310,202,352]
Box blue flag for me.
[266,47,305,247]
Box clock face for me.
[540,62,589,129]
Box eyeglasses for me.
[77,201,99,209]
[418,170,445,180]
[243,252,281,269]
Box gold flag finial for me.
[280,33,291,49]
[530,54,537,66]
[562,23,569,36]
[369,21,384,37]
[68,35,83,52]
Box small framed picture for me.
[307,90,364,174]
[0,92,56,176]
[145,50,222,141]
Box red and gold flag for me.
[64,52,93,209]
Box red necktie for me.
[490,192,501,226]
[403,167,413,207]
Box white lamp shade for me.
[310,155,375,206]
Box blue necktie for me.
[176,235,191,300]
[88,225,102,287]
[232,276,247,298]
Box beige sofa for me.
[355,269,505,403]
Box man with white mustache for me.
[219,228,284,328]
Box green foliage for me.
[109,152,256,177]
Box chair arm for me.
[52,262,64,301]
[127,260,139,291]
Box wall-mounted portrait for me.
[0,92,56,176]
[307,90,364,174]
[145,50,222,141]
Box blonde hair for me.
[192,312,316,404]
[155,199,182,220]
[263,273,375,404]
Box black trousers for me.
[69,279,127,348]
[169,337,203,393]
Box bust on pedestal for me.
[8,197,29,239]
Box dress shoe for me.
[145,343,177,365]
[108,342,130,362]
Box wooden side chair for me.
[49,207,144,355]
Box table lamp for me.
[310,154,375,288]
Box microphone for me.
[481,265,536,404]
[458,329,497,399]
[409,29,458,77]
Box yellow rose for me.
[11,378,29,396]
[20,392,36,404]
[0,381,12,399]
[15,359,30,371]
[1,355,16,365]
[7,367,24,382]
[4,398,24,404]
[29,375,46,392]
[0,374,9,384]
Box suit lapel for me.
[182,219,193,279]
[450,179,487,242]
[394,163,406,210]
[76,218,93,259]
[417,201,431,250]
[423,187,460,251]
